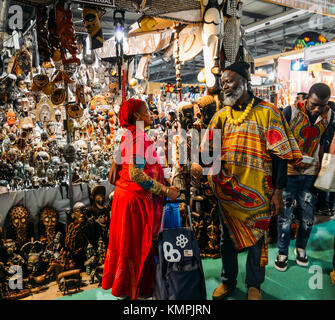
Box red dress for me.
[102,129,164,299]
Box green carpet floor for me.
[57,219,335,300]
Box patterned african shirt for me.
[284,102,333,175]
[202,98,302,260]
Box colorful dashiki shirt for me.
[287,102,332,176]
[202,99,302,265]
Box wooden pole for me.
[173,23,182,102]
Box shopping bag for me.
[314,153,335,192]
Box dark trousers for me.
[277,175,317,255]
[314,189,335,210]
[219,218,265,289]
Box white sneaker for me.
[274,253,288,272]
[294,248,309,267]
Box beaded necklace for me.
[226,97,255,125]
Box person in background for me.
[294,92,308,105]
[314,99,335,216]
[275,83,335,272]
[102,99,179,300]
[159,111,167,130]
[150,110,160,129]
[164,111,178,131]
[329,133,335,285]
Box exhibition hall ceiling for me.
[4,0,335,82]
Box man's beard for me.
[222,81,245,106]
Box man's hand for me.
[270,189,283,216]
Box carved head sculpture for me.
[32,176,40,188]
[39,207,59,244]
[25,166,35,181]
[7,132,16,145]
[21,241,45,276]
[72,202,87,226]
[8,205,30,248]
[28,95,36,110]
[2,138,11,153]
[47,122,57,135]
[63,144,76,163]
[177,102,194,130]
[85,243,95,258]
[55,110,62,122]
[35,151,50,170]
[63,63,78,78]
[4,239,17,256]
[90,185,106,209]
[197,95,217,128]
[46,168,55,183]
[6,109,16,127]
[6,148,18,165]
[91,145,102,162]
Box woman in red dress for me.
[102,99,179,300]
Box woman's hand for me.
[166,186,180,201]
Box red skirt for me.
[102,186,156,299]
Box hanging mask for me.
[33,74,49,89]
[51,88,66,105]
[6,109,16,127]
[83,7,104,49]
[36,96,55,123]
[63,143,76,163]
[66,102,83,119]
[15,49,32,76]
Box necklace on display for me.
[226,98,255,125]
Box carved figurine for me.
[4,206,34,249]
[87,185,110,246]
[84,243,98,284]
[61,202,93,270]
[38,207,62,245]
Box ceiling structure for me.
[5,0,335,83]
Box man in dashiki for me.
[200,61,302,300]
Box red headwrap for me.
[118,98,143,132]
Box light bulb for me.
[116,30,124,42]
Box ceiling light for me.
[245,9,309,34]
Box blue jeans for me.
[277,175,317,255]
[219,217,265,289]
